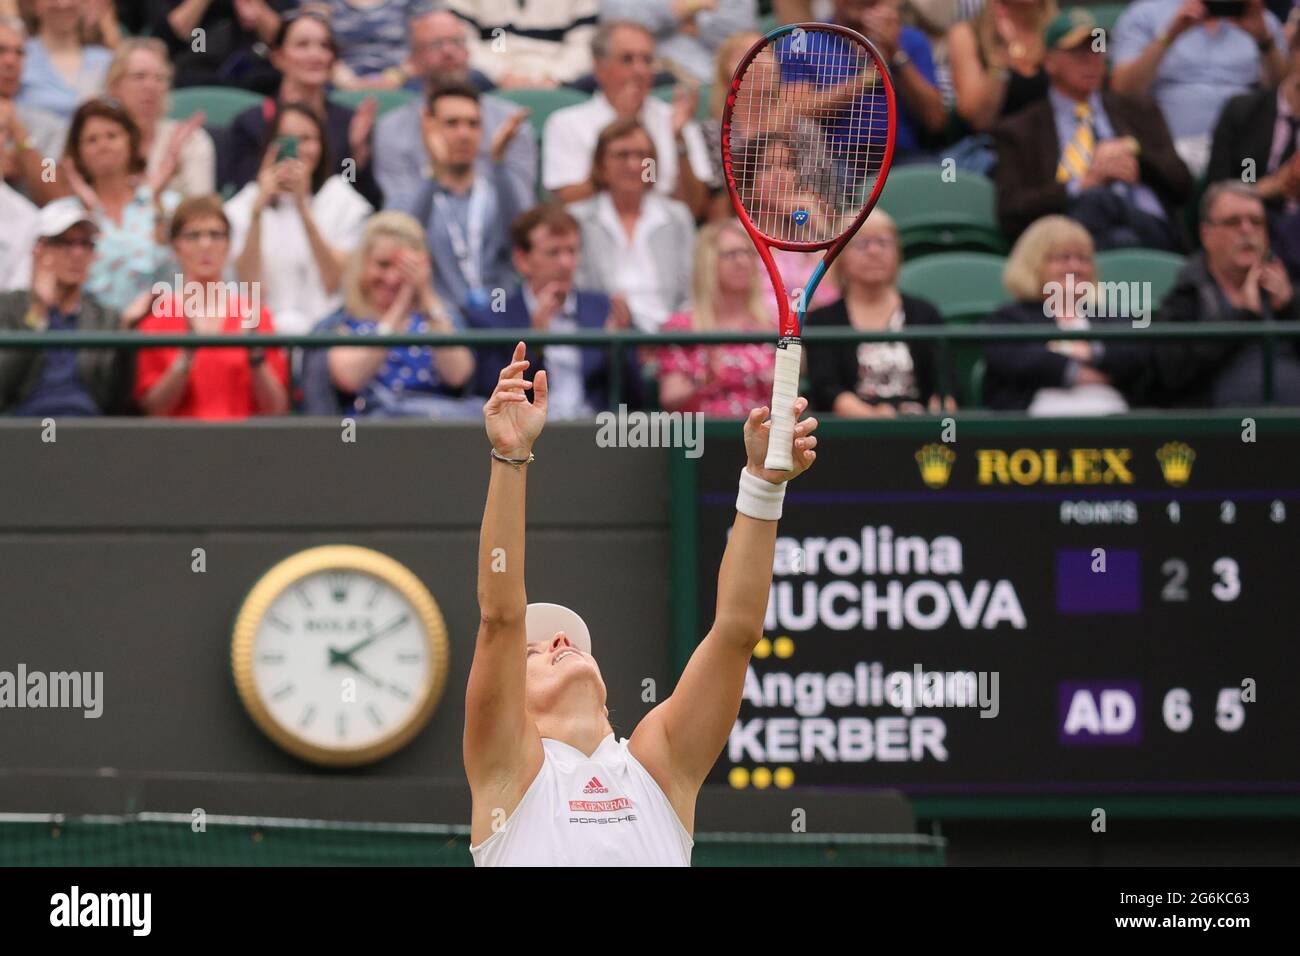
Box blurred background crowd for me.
[1,0,1298,420]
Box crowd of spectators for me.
[0,0,1298,419]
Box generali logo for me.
[582,776,609,794]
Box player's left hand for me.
[744,396,818,483]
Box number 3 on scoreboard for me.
[1159,557,1240,602]
[1211,557,1240,602]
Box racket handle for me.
[763,341,802,472]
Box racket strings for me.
[728,28,890,245]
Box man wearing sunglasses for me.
[0,201,136,416]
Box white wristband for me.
[736,467,787,521]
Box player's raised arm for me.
[632,399,818,795]
[463,343,548,791]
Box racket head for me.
[721,22,897,252]
[721,22,897,335]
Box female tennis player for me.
[466,341,819,866]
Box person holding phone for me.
[1111,0,1288,176]
[224,8,384,207]
[226,102,373,336]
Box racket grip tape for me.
[763,340,802,472]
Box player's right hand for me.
[743,397,818,484]
[485,341,548,459]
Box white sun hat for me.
[525,602,592,654]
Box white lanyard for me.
[431,177,487,292]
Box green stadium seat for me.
[1094,248,1186,305]
[876,165,1006,257]
[168,86,263,127]
[899,252,1007,407]
[329,88,418,117]
[897,251,1007,324]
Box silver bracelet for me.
[491,448,535,467]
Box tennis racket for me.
[721,22,897,470]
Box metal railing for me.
[2,323,1298,406]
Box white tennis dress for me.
[469,734,694,866]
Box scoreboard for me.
[686,416,1300,797]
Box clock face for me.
[232,547,449,766]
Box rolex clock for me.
[232,546,449,767]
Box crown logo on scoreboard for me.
[915,444,956,489]
[1155,441,1195,487]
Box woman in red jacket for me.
[134,195,290,419]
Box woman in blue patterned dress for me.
[323,210,483,418]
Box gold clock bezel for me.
[231,545,450,768]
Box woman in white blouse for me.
[567,117,695,333]
[226,102,374,335]
[106,38,215,200]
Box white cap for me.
[525,602,591,654]
[36,199,97,240]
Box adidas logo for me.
[582,776,608,794]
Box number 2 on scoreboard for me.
[1159,558,1240,602]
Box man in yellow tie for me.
[991,9,1193,250]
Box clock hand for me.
[335,613,410,660]
[329,651,383,687]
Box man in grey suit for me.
[374,8,537,210]
[390,83,528,315]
